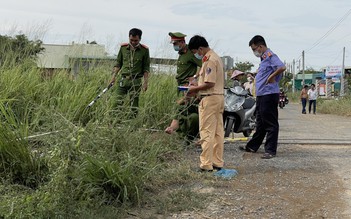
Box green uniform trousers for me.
[116,76,142,116]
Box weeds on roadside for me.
[0,54,197,218]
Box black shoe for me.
[196,168,213,172]
[239,146,255,153]
[213,166,222,171]
[261,153,276,159]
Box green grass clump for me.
[318,96,351,116]
[0,101,48,188]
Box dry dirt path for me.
[169,103,351,219]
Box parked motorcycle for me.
[279,92,288,109]
[223,86,256,138]
[279,93,285,109]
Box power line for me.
[305,8,351,53]
[291,9,351,70]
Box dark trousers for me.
[246,93,279,155]
[301,98,307,113]
[308,100,316,114]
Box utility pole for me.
[293,59,296,93]
[340,47,345,96]
[302,50,305,85]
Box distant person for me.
[244,72,255,95]
[230,70,245,87]
[110,28,150,116]
[308,83,318,114]
[187,35,225,171]
[239,35,286,159]
[300,85,308,114]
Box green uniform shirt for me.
[176,45,202,85]
[116,43,150,78]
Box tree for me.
[297,67,318,74]
[233,61,254,72]
[0,34,44,68]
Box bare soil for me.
[131,103,351,219]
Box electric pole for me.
[340,47,345,96]
[293,59,295,93]
[302,50,305,85]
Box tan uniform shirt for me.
[198,49,224,95]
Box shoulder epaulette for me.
[141,44,149,49]
[202,55,210,62]
[267,52,272,57]
[120,43,129,47]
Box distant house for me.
[294,67,351,95]
[221,56,234,71]
[37,43,234,77]
[37,43,114,77]
[294,72,324,90]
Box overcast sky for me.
[1,0,351,71]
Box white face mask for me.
[173,45,181,51]
[253,51,262,57]
[247,77,252,82]
[194,53,203,60]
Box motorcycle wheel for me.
[279,102,284,109]
[243,129,252,137]
[224,117,235,138]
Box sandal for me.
[261,153,276,159]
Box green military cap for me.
[169,32,187,43]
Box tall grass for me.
[0,101,47,188]
[318,96,351,116]
[0,46,186,218]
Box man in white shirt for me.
[308,83,318,114]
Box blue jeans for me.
[309,100,316,114]
[301,98,307,113]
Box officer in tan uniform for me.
[187,35,225,172]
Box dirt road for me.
[171,103,351,218]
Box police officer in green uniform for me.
[165,95,199,144]
[169,32,202,86]
[165,32,201,143]
[111,28,150,116]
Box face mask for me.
[173,45,181,51]
[253,51,262,57]
[247,77,252,82]
[194,53,203,60]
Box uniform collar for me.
[202,49,212,62]
[261,48,273,60]
[127,44,140,50]
[178,45,188,55]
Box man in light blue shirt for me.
[240,35,286,159]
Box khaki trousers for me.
[199,95,224,170]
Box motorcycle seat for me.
[242,97,255,109]
[228,86,248,96]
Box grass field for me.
[0,57,209,218]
